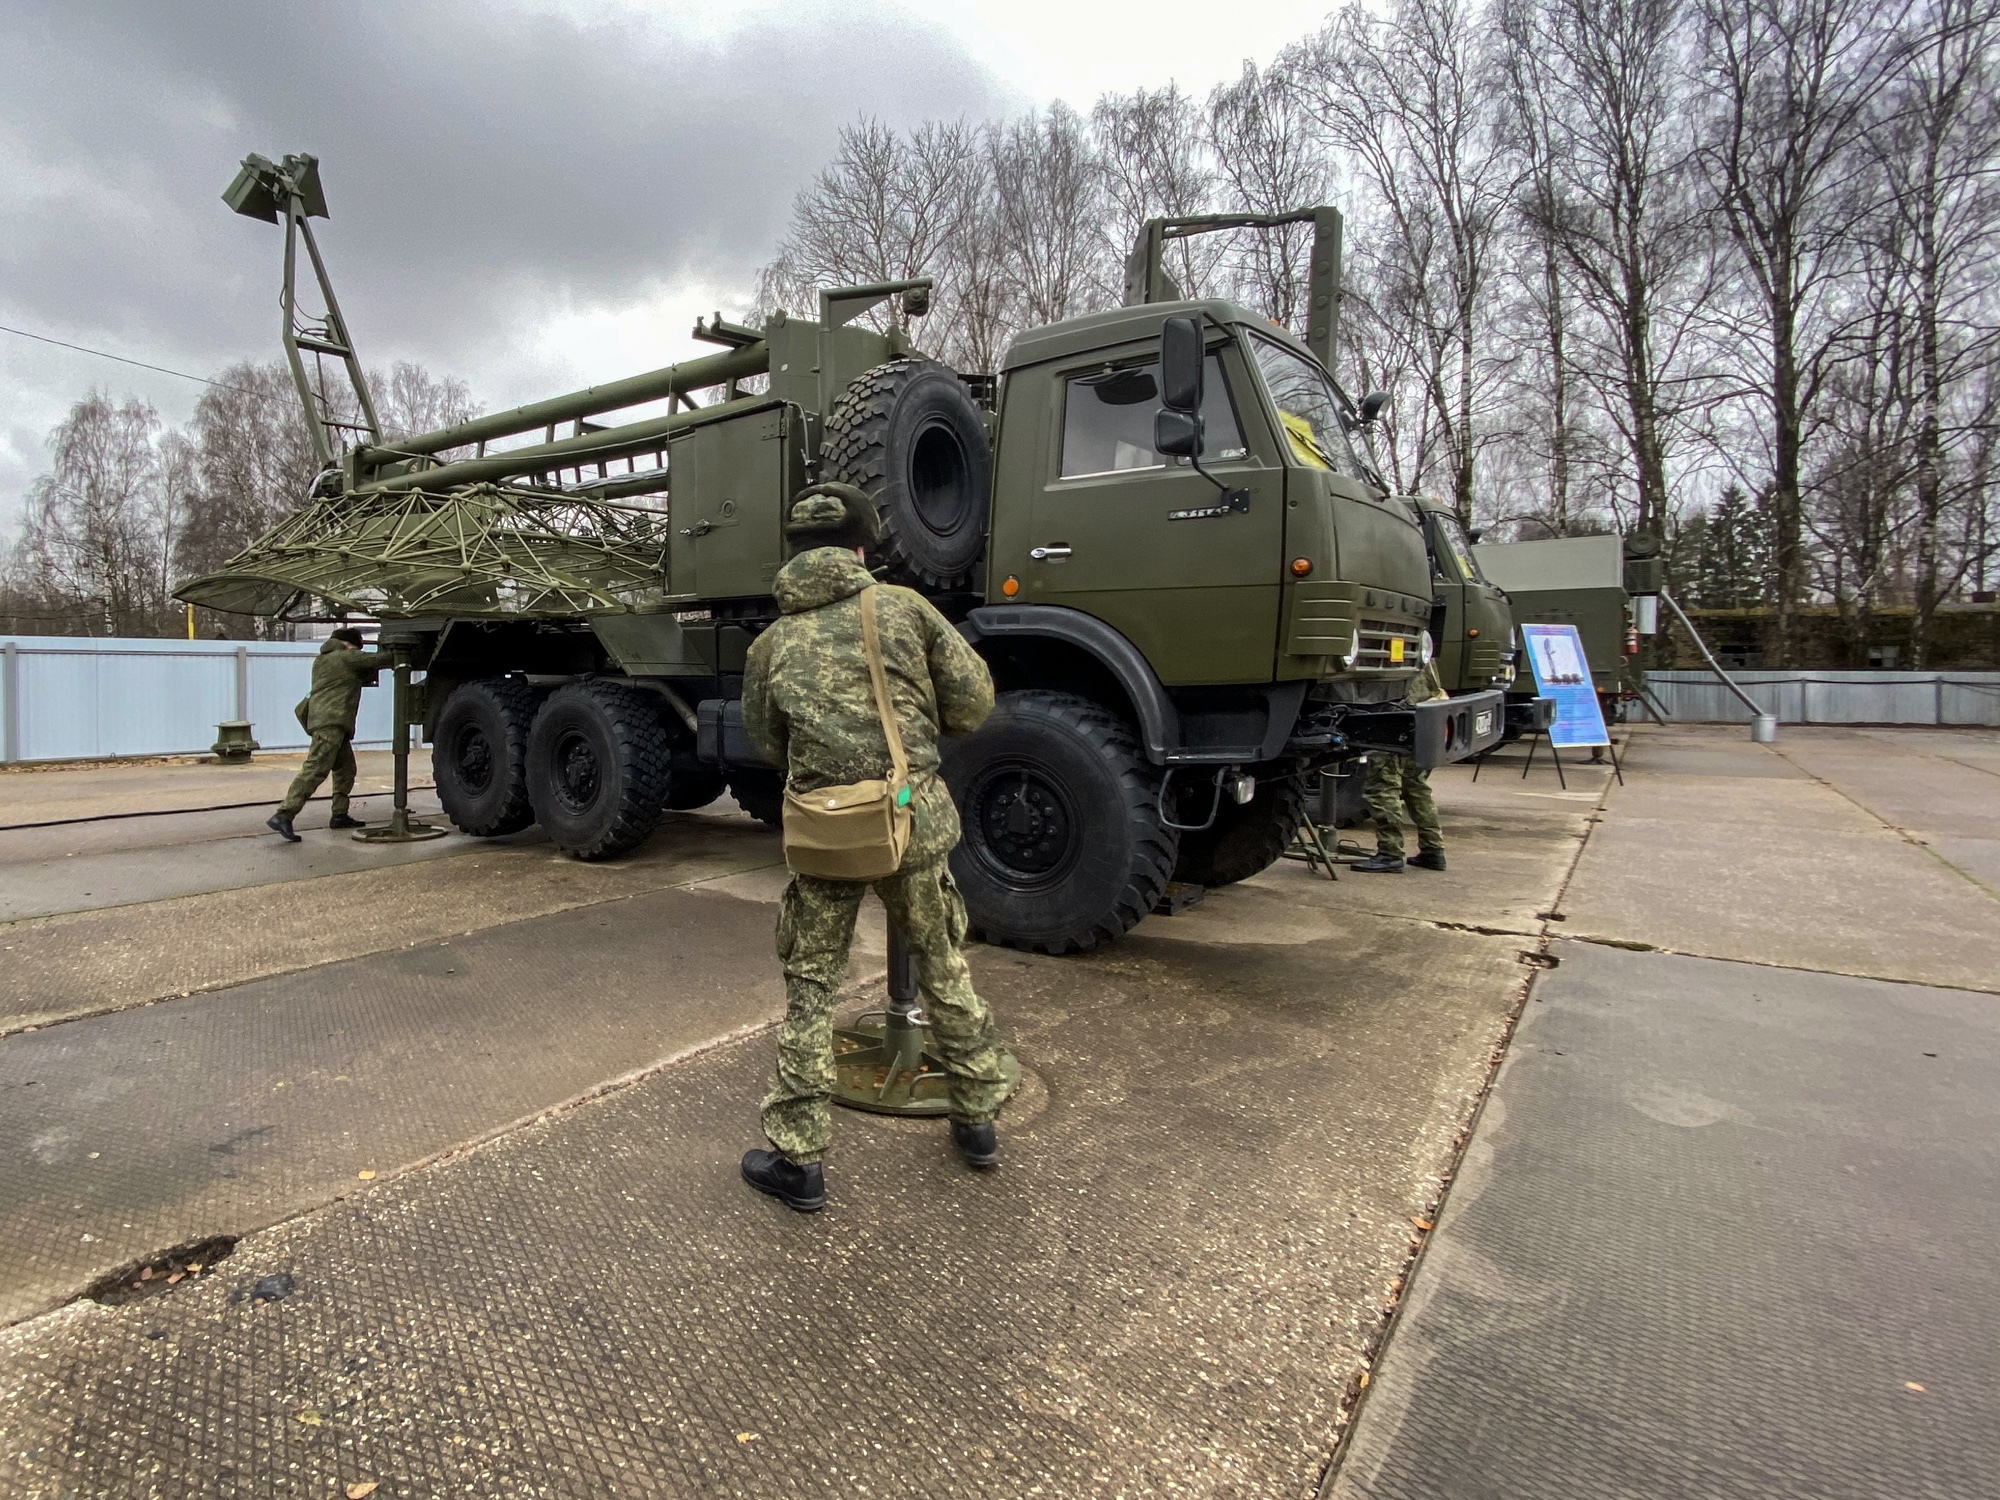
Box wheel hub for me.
[455,727,493,793]
[908,418,969,537]
[975,770,1072,878]
[554,731,601,810]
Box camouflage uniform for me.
[277,639,381,819]
[1365,661,1447,859]
[742,545,1007,1164]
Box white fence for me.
[0,636,395,764]
[1645,670,2000,727]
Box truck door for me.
[1018,351,1284,685]
[1423,509,1470,687]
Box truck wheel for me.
[432,678,540,836]
[1171,774,1306,887]
[526,681,670,860]
[823,358,990,590]
[942,690,1178,955]
[726,768,784,826]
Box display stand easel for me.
[1472,728,1622,789]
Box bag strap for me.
[858,586,910,792]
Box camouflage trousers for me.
[763,857,1010,1165]
[278,729,356,818]
[1364,753,1442,858]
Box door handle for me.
[1029,544,1072,561]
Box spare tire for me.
[823,358,990,590]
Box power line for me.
[0,323,261,397]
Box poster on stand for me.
[1520,623,1609,749]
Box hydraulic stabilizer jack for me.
[831,923,1020,1117]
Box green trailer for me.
[1470,532,1663,737]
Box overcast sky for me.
[0,0,1332,530]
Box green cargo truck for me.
[182,154,1504,952]
[1470,532,1663,734]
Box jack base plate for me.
[353,821,448,843]
[832,1012,1021,1117]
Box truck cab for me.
[1404,497,1515,695]
[987,301,1435,692]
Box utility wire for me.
[0,322,260,397]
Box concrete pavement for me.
[1330,725,2000,1499]
[0,744,1597,1496]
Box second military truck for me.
[183,155,1503,953]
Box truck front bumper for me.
[1335,689,1506,768]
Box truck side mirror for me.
[1154,408,1204,458]
[1159,315,1204,412]
[1359,390,1390,425]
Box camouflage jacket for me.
[742,548,994,866]
[295,639,382,735]
[1408,660,1446,706]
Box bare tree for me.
[1205,62,1333,328]
[1695,0,1911,663]
[12,394,167,636]
[1508,0,1716,540]
[1871,0,2000,661]
[173,362,323,599]
[989,104,1112,327]
[375,360,480,442]
[1288,0,1520,523]
[1093,85,1226,297]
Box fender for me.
[959,605,1181,764]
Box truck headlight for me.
[1419,631,1435,666]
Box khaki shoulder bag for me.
[780,586,914,880]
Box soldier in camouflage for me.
[737,483,1010,1212]
[1353,657,1448,874]
[267,627,382,843]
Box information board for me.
[1520,622,1609,749]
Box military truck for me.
[1470,532,1663,733]
[182,154,1502,953]
[1404,497,1515,696]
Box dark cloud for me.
[0,0,1017,373]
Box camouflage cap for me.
[784,482,880,551]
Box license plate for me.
[1475,710,1494,737]
[1389,638,1405,664]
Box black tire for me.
[1172,773,1307,887]
[941,690,1178,955]
[822,358,991,589]
[431,678,540,836]
[525,681,671,860]
[664,748,727,811]
[726,768,784,826]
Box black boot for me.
[1351,851,1404,873]
[740,1149,826,1212]
[950,1119,1000,1169]
[267,812,301,844]
[328,813,365,830]
[1409,849,1446,871]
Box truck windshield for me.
[1246,333,1368,482]
[1434,513,1487,583]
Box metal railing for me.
[1644,670,2000,727]
[0,636,394,764]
